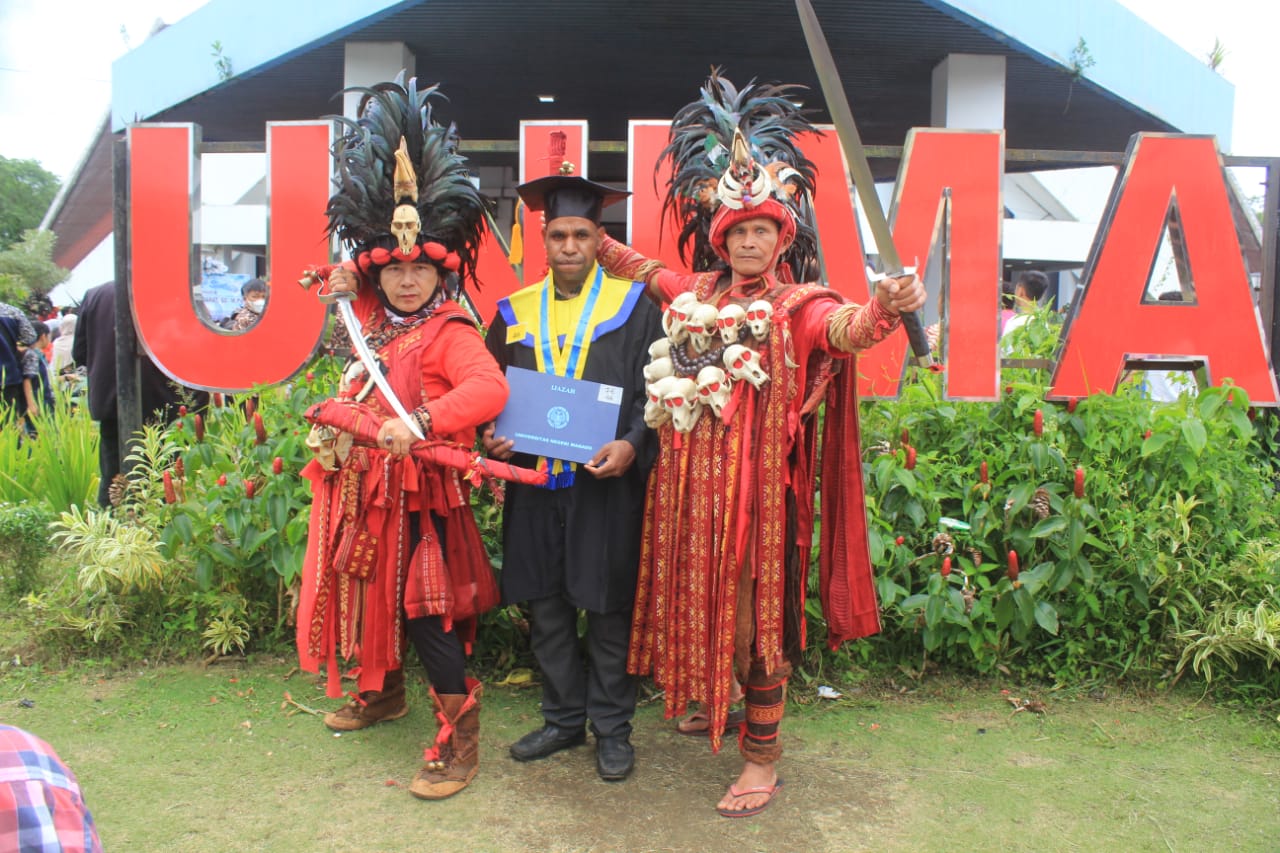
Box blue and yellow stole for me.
[497,263,645,488]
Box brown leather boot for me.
[410,678,482,800]
[323,669,409,732]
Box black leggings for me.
[403,514,467,695]
[404,614,467,695]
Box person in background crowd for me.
[1000,270,1049,340]
[72,281,207,507]
[0,302,35,421]
[19,321,55,434]
[221,278,269,332]
[0,725,104,852]
[50,312,77,378]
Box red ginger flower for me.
[1033,409,1044,437]
[1074,466,1086,499]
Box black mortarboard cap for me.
[516,175,630,224]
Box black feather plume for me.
[659,68,822,281]
[325,73,491,285]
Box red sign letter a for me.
[1050,134,1278,405]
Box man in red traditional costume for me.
[296,77,509,800]
[596,72,926,817]
[483,174,663,782]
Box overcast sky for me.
[0,0,1274,183]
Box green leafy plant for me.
[850,340,1280,688]
[211,40,233,81]
[0,501,55,597]
[0,389,99,512]
[1175,591,1280,686]
[1063,36,1097,115]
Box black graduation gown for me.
[486,280,662,615]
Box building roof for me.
[109,0,1232,152]
[49,0,1237,273]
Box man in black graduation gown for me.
[483,175,661,782]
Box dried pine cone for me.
[932,532,954,556]
[1032,487,1051,520]
[107,474,128,507]
[961,586,976,614]
[969,547,983,567]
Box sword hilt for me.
[867,263,936,370]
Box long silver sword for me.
[795,0,935,369]
[331,293,425,440]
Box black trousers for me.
[96,417,120,508]
[527,594,635,739]
[403,514,467,695]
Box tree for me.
[0,156,61,251]
[0,229,69,316]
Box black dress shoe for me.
[595,734,635,781]
[509,725,586,762]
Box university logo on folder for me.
[495,366,623,464]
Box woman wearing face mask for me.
[222,278,268,331]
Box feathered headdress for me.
[325,73,490,287]
[659,69,822,282]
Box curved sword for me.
[332,293,425,440]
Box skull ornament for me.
[648,338,672,361]
[390,204,421,255]
[645,376,677,428]
[745,300,773,340]
[716,304,747,345]
[664,292,698,345]
[695,365,732,419]
[662,377,702,433]
[723,344,769,388]
[643,356,674,384]
[686,304,720,354]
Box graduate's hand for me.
[481,424,514,461]
[583,439,635,479]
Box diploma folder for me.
[495,366,624,465]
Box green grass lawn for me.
[2,658,1277,852]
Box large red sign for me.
[126,123,1278,405]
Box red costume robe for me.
[599,237,901,751]
[296,290,508,698]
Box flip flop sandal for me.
[716,778,784,818]
[675,707,746,736]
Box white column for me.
[931,54,1006,130]
[343,42,417,118]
